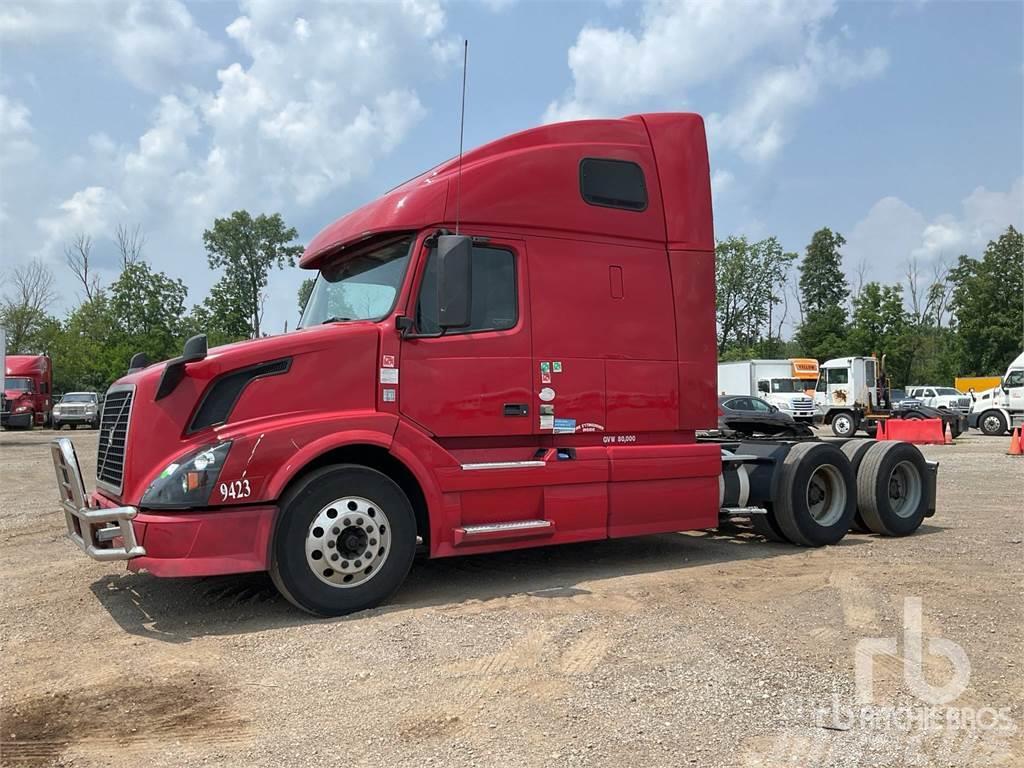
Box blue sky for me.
[1,0,1021,337]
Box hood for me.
[104,322,382,504]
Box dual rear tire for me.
[751,440,930,546]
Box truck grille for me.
[792,396,814,410]
[957,397,970,408]
[96,386,134,493]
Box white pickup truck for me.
[905,386,972,415]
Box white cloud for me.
[0,0,223,93]
[36,186,128,261]
[7,0,455,335]
[0,92,36,169]
[545,0,887,162]
[844,177,1024,283]
[707,36,887,163]
[711,168,735,200]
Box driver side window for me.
[1006,371,1024,388]
[416,244,517,335]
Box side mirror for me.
[436,235,472,329]
[181,334,208,363]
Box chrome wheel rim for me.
[806,464,846,526]
[834,415,852,435]
[888,460,922,518]
[305,496,391,588]
[982,415,1001,433]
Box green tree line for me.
[3,212,1021,394]
[717,225,1023,386]
[1,210,302,393]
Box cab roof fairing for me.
[299,112,713,270]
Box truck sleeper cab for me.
[50,114,938,616]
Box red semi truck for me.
[3,354,53,429]
[51,113,938,616]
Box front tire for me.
[270,464,417,617]
[978,410,1007,437]
[830,412,857,438]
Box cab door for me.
[1005,370,1024,412]
[399,236,533,437]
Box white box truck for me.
[717,360,817,422]
[967,351,1024,435]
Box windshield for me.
[770,378,804,393]
[299,237,414,328]
[935,388,961,396]
[4,377,33,391]
[62,393,96,403]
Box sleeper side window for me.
[579,158,648,211]
[416,245,517,335]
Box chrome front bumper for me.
[50,438,145,561]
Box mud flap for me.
[924,460,939,518]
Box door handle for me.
[503,403,528,417]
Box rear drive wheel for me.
[840,439,876,533]
[830,412,857,438]
[270,464,416,616]
[978,410,1007,437]
[750,505,787,542]
[857,442,928,536]
[772,442,856,546]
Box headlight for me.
[15,405,30,413]
[141,441,232,508]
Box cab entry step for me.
[453,519,555,547]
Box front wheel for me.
[270,464,417,617]
[830,412,857,438]
[978,410,1007,437]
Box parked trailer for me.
[49,113,939,616]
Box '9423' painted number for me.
[220,479,251,500]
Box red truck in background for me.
[3,354,53,429]
[50,113,938,616]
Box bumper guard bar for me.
[50,438,145,561]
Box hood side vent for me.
[188,358,291,434]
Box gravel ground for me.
[1,428,1021,767]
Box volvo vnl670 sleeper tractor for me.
[51,114,938,616]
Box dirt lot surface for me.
[1,428,1021,767]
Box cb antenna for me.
[455,39,468,235]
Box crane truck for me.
[49,113,939,616]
